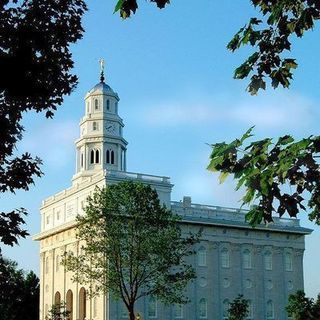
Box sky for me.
[2,0,320,298]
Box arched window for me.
[90,150,94,164]
[66,290,73,320]
[285,252,293,271]
[106,150,110,164]
[174,304,183,318]
[199,298,207,318]
[243,249,252,269]
[264,251,272,270]
[198,246,207,267]
[79,287,86,320]
[148,296,157,318]
[95,150,100,164]
[54,291,61,306]
[223,299,229,319]
[45,257,49,274]
[266,300,274,319]
[111,150,115,164]
[94,99,99,110]
[107,99,110,110]
[115,101,118,113]
[221,248,230,268]
[80,153,84,168]
[92,121,98,131]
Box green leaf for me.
[240,126,255,144]
[219,172,229,184]
[114,0,124,13]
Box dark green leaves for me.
[208,129,320,225]
[229,0,320,94]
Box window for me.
[221,248,230,268]
[107,99,110,110]
[198,246,207,267]
[148,296,157,318]
[243,249,252,269]
[92,121,98,131]
[264,251,272,270]
[111,150,115,164]
[106,150,110,164]
[79,287,86,320]
[80,153,84,167]
[199,298,207,318]
[266,300,274,319]
[54,291,61,306]
[90,150,94,164]
[95,150,100,164]
[66,290,73,320]
[247,300,253,319]
[174,304,183,318]
[285,252,293,271]
[223,299,229,319]
[94,99,99,110]
[86,101,89,113]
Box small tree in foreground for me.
[64,181,200,320]
[228,295,249,320]
[286,290,320,320]
[46,302,70,320]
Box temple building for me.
[34,66,311,320]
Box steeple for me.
[72,61,128,184]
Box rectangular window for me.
[285,253,293,271]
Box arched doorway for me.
[66,290,73,320]
[54,291,61,306]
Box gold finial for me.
[99,58,105,82]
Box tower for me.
[72,61,127,184]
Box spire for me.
[99,58,105,83]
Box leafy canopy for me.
[0,0,86,246]
[64,181,200,320]
[208,127,320,225]
[286,290,320,320]
[228,295,249,320]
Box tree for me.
[286,290,320,320]
[207,127,320,225]
[0,0,86,246]
[0,256,39,320]
[46,303,70,320]
[114,1,319,94]
[64,181,200,320]
[227,295,249,320]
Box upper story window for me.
[106,99,110,110]
[198,246,207,267]
[199,298,207,318]
[93,121,98,131]
[285,252,293,271]
[264,251,272,271]
[90,150,95,164]
[80,153,84,168]
[115,101,118,113]
[90,149,100,164]
[86,101,90,113]
[221,248,230,268]
[266,300,274,319]
[111,150,115,164]
[95,150,100,164]
[148,296,157,318]
[94,99,99,110]
[174,304,183,319]
[242,249,252,269]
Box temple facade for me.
[34,69,311,320]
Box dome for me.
[87,81,118,98]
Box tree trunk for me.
[128,303,135,320]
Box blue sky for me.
[2,0,320,298]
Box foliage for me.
[64,181,200,320]
[0,0,86,246]
[0,256,39,320]
[286,290,320,320]
[228,0,320,94]
[207,127,320,225]
[46,302,70,320]
[228,295,249,320]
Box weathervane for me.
[99,58,105,82]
